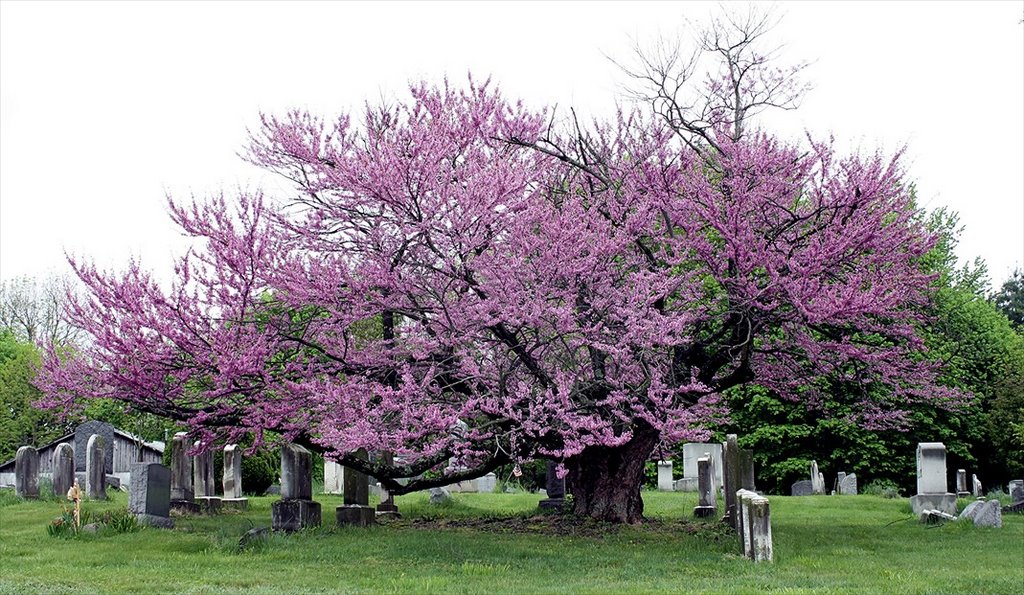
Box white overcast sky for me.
[2,1,1022,288]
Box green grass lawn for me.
[1,488,1020,593]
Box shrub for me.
[863,479,902,499]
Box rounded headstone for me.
[15,445,40,499]
[85,434,107,500]
[51,443,75,497]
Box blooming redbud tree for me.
[38,18,961,523]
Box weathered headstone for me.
[1009,479,1024,503]
[15,446,39,499]
[959,499,983,521]
[810,461,825,495]
[723,434,741,528]
[682,443,724,487]
[222,444,248,509]
[85,434,106,500]
[838,473,857,496]
[324,459,344,494]
[972,499,1002,528]
[429,486,451,504]
[971,474,983,498]
[693,454,717,518]
[51,443,74,498]
[477,472,498,494]
[169,432,197,513]
[74,420,115,474]
[336,448,374,527]
[736,489,772,562]
[193,442,221,513]
[956,469,969,496]
[539,461,567,510]
[673,477,699,491]
[375,452,400,518]
[739,449,755,491]
[128,462,173,528]
[657,460,674,492]
[272,443,321,531]
[910,442,956,515]
[790,479,813,496]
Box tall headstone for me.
[956,469,969,496]
[222,444,248,509]
[85,434,106,500]
[910,442,956,515]
[336,448,374,527]
[272,443,321,531]
[539,461,567,510]
[192,442,220,513]
[972,474,983,498]
[324,459,344,494]
[838,473,857,496]
[739,449,755,491]
[657,460,674,491]
[736,489,773,562]
[15,446,39,499]
[723,434,741,528]
[51,443,74,498]
[1009,479,1024,503]
[810,461,825,495]
[682,443,724,487]
[169,433,198,513]
[375,452,400,518]
[128,462,173,528]
[74,420,114,474]
[693,454,717,518]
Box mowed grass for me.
[0,487,1021,594]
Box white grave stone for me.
[657,461,674,492]
[910,442,955,515]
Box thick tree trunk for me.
[564,421,660,524]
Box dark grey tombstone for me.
[272,443,321,531]
[74,420,114,473]
[791,479,814,496]
[694,455,717,518]
[192,442,217,498]
[375,452,400,517]
[85,434,107,500]
[51,443,74,498]
[722,434,740,528]
[169,433,198,513]
[336,448,373,527]
[15,446,39,499]
[1011,482,1024,504]
[739,449,755,491]
[129,462,173,528]
[539,461,566,510]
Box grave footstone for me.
[909,442,956,515]
[272,443,321,531]
[839,472,857,495]
[790,479,813,496]
[657,460,674,491]
[539,461,567,510]
[956,469,969,496]
[85,434,106,500]
[169,433,198,513]
[129,462,174,528]
[336,448,374,527]
[193,442,221,513]
[15,446,39,499]
[222,444,248,510]
[973,499,1002,528]
[693,455,717,518]
[51,443,74,498]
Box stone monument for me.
[909,442,956,515]
[324,459,344,494]
[723,434,741,528]
[222,444,248,509]
[336,448,374,526]
[838,472,857,495]
[193,442,221,513]
[809,460,825,495]
[375,452,400,518]
[693,454,717,518]
[682,442,724,488]
[272,443,321,531]
[129,462,174,528]
[955,469,969,496]
[15,445,39,499]
[736,489,773,562]
[169,433,198,513]
[657,460,674,491]
[51,442,74,498]
[538,461,567,510]
[972,474,983,498]
[85,434,106,500]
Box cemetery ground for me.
[0,489,1021,594]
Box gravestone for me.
[429,486,451,504]
[838,473,857,496]
[971,474,983,498]
[682,443,724,487]
[810,461,825,495]
[1009,480,1024,503]
[960,499,983,521]
[972,499,1002,528]
[129,462,174,528]
[51,443,74,498]
[693,454,717,518]
[85,434,106,500]
[909,442,956,515]
[673,477,699,491]
[790,479,813,496]
[324,459,344,494]
[539,461,567,510]
[15,446,39,499]
[477,472,498,494]
[193,442,221,513]
[956,469,969,496]
[336,448,374,527]
[739,449,755,491]
[74,420,114,474]
[222,444,248,509]
[723,434,741,528]
[736,489,773,562]
[169,433,198,513]
[375,452,400,518]
[272,443,321,531]
[657,461,674,491]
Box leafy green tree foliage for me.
[993,268,1024,329]
[0,331,71,462]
